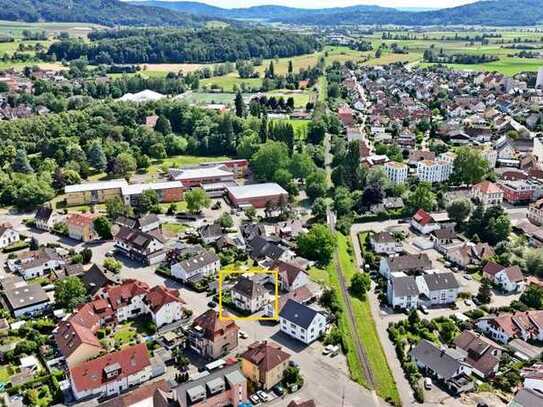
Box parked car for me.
[239,330,248,339]
[207,301,217,308]
[419,305,429,315]
[424,377,433,390]
[289,360,299,368]
[256,390,270,402]
[273,384,285,396]
[463,274,473,280]
[105,249,116,257]
[322,344,334,355]
[464,299,473,306]
[249,394,261,405]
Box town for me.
[1,1,543,407]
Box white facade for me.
[232,290,267,313]
[415,276,459,306]
[279,312,327,344]
[152,301,185,327]
[494,270,524,293]
[416,160,452,183]
[476,320,513,344]
[70,365,152,400]
[18,258,65,280]
[171,258,220,282]
[13,301,49,318]
[384,162,408,184]
[0,228,19,249]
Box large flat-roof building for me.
[227,183,288,209]
[168,166,235,187]
[121,181,184,205]
[65,179,128,206]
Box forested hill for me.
[131,0,543,27]
[0,0,212,27]
[47,28,321,64]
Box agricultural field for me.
[0,20,102,38]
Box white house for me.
[273,261,309,292]
[384,161,408,184]
[387,274,419,310]
[410,209,440,235]
[416,160,452,183]
[170,250,220,283]
[69,343,152,400]
[279,300,328,344]
[378,253,433,280]
[471,181,504,207]
[0,225,19,249]
[114,226,166,265]
[9,248,65,280]
[145,285,186,327]
[232,277,268,313]
[415,272,460,306]
[494,266,525,293]
[370,231,403,255]
[34,206,57,231]
[528,199,543,225]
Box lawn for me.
[178,92,238,106]
[113,325,137,346]
[270,119,310,140]
[146,154,231,176]
[0,20,103,38]
[201,74,263,92]
[266,90,315,108]
[335,233,400,405]
[422,56,543,76]
[162,222,188,237]
[0,365,13,384]
[318,76,327,103]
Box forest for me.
[47,28,321,64]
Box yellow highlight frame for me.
[218,268,280,321]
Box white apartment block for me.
[416,160,453,183]
[384,161,408,184]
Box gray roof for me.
[387,254,432,273]
[510,388,543,407]
[423,272,459,291]
[4,283,50,311]
[176,250,219,273]
[372,232,395,244]
[279,299,321,329]
[247,236,285,260]
[391,275,419,297]
[410,339,464,380]
[232,276,266,299]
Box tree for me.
[12,149,33,173]
[334,187,353,217]
[452,147,489,185]
[103,258,122,273]
[438,319,458,344]
[134,189,159,215]
[219,213,234,229]
[283,366,302,386]
[520,285,543,309]
[234,91,245,117]
[406,182,436,213]
[106,196,132,220]
[311,197,328,221]
[447,199,472,225]
[525,249,543,277]
[361,183,384,207]
[94,216,112,239]
[297,224,336,265]
[81,247,92,264]
[477,277,493,304]
[54,277,87,310]
[111,152,136,178]
[185,188,211,214]
[244,206,256,221]
[87,141,107,170]
[350,272,371,299]
[154,115,172,135]
[289,152,316,181]
[251,141,290,182]
[305,169,328,202]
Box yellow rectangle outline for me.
[218,269,279,321]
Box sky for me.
[141,0,478,10]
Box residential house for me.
[410,209,440,235]
[240,341,291,390]
[476,311,543,344]
[272,261,309,292]
[528,199,543,225]
[199,224,223,245]
[431,228,461,254]
[174,363,247,407]
[232,277,268,313]
[387,274,419,310]
[114,226,166,265]
[471,181,504,207]
[384,161,408,184]
[408,150,435,166]
[453,330,503,379]
[3,281,50,318]
[522,363,543,393]
[378,253,433,280]
[498,180,535,204]
[370,232,403,255]
[80,264,120,296]
[69,343,153,400]
[100,380,170,407]
[115,214,161,234]
[170,249,220,283]
[246,235,292,263]
[67,213,98,242]
[416,160,453,183]
[34,206,57,231]
[188,309,239,360]
[0,224,19,249]
[416,272,460,306]
[410,339,473,394]
[508,388,543,407]
[279,300,327,344]
[446,243,494,268]
[483,263,525,293]
[8,247,65,280]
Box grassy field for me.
[162,222,188,237]
[146,154,231,177]
[178,92,237,106]
[335,233,400,405]
[0,20,103,38]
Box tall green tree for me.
[406,182,436,213]
[235,91,245,117]
[13,149,33,173]
[251,141,290,182]
[54,277,87,311]
[185,188,211,214]
[297,224,336,265]
[452,147,489,185]
[87,141,107,170]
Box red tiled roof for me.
[503,266,524,283]
[412,209,434,226]
[482,262,505,277]
[241,341,290,373]
[101,280,150,311]
[70,343,151,393]
[473,181,502,194]
[67,213,97,227]
[55,319,103,359]
[193,309,239,341]
[101,379,169,407]
[145,285,185,313]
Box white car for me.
[256,390,270,402]
[463,274,473,280]
[464,299,473,306]
[424,377,433,390]
[249,394,261,405]
[238,330,248,339]
[322,344,334,355]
